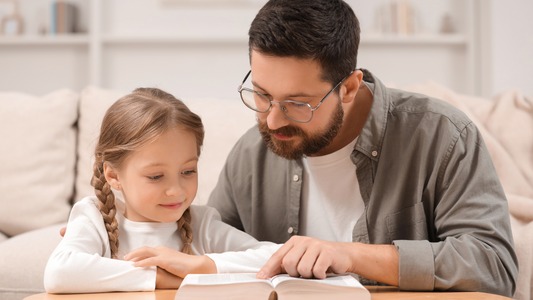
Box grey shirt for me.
[207,70,518,297]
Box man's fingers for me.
[296,245,322,278]
[257,243,294,279]
[281,243,309,277]
[59,227,66,237]
[311,252,333,279]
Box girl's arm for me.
[44,197,158,293]
[125,205,281,276]
[198,206,282,273]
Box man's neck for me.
[314,82,373,156]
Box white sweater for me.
[44,196,280,293]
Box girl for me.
[44,88,280,293]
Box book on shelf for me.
[49,1,78,35]
[175,273,370,300]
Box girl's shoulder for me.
[189,204,221,221]
[69,196,106,224]
[72,196,100,212]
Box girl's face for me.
[109,127,199,223]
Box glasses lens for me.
[280,101,312,123]
[241,89,271,112]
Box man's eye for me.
[148,175,163,180]
[182,170,197,176]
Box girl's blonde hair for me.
[91,87,204,259]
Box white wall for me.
[1,0,532,98]
[490,0,533,97]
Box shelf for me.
[99,33,467,46]
[360,34,468,45]
[101,34,247,45]
[0,35,90,45]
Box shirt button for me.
[372,151,378,157]
[288,227,294,234]
[293,175,299,182]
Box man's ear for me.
[340,70,363,104]
[103,163,122,190]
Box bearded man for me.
[207,0,518,296]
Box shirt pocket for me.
[386,202,428,241]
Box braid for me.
[177,208,194,255]
[91,156,120,259]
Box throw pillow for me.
[0,89,78,236]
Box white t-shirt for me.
[299,137,364,242]
[44,196,280,293]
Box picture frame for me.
[0,0,23,36]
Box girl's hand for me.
[156,267,183,289]
[124,245,217,278]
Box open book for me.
[175,273,370,300]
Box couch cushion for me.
[0,90,78,236]
[185,98,256,205]
[75,86,126,203]
[75,87,256,205]
[0,223,65,300]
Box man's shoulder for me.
[386,87,472,132]
[228,125,271,161]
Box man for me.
[207,0,518,296]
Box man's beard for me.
[258,101,344,160]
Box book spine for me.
[66,4,74,33]
[58,1,64,34]
[50,2,56,35]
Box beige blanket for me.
[402,82,533,299]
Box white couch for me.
[0,86,256,300]
[1,84,532,300]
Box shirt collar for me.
[353,69,390,162]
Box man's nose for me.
[266,103,290,130]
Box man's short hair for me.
[249,0,360,86]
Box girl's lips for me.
[273,133,293,140]
[159,203,183,210]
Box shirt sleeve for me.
[194,206,282,273]
[207,139,246,231]
[44,198,156,293]
[394,123,518,296]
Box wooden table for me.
[25,287,512,300]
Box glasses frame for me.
[237,70,353,123]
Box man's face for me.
[250,51,344,160]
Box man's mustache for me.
[259,121,305,138]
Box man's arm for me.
[260,123,518,296]
[257,236,399,286]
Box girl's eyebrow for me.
[141,157,198,168]
[251,80,317,98]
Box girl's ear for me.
[103,163,122,190]
[340,70,364,104]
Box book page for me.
[182,273,274,287]
[270,273,365,288]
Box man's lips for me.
[273,133,294,140]
[159,203,183,210]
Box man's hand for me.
[59,227,66,237]
[124,245,217,278]
[256,236,399,287]
[256,236,355,280]
[156,267,183,289]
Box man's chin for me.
[268,137,306,160]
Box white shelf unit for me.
[0,0,488,98]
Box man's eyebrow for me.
[251,80,317,98]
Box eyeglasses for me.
[237,70,353,123]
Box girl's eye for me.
[148,175,163,180]
[182,170,197,176]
